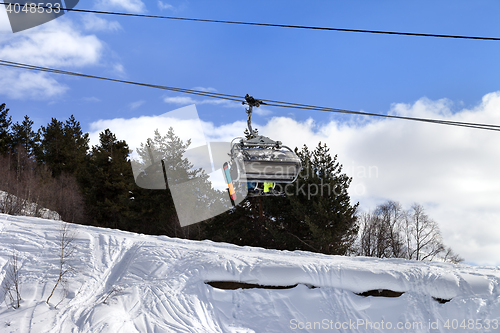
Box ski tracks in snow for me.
[140,284,222,333]
[46,232,144,333]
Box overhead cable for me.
[0,59,241,103]
[1,59,500,132]
[1,2,499,41]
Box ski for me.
[223,162,237,205]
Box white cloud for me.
[83,96,101,103]
[193,87,218,93]
[95,0,146,13]
[158,1,174,11]
[163,95,241,108]
[129,100,146,110]
[112,63,125,75]
[163,96,198,105]
[0,18,105,99]
[81,14,121,32]
[0,19,103,68]
[254,107,273,116]
[88,105,210,154]
[0,68,68,99]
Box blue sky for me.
[1,0,499,127]
[1,0,500,265]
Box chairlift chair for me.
[223,95,301,203]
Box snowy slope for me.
[0,213,499,333]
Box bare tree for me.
[46,222,77,307]
[0,154,23,215]
[358,201,406,259]
[358,212,375,257]
[442,246,465,264]
[359,212,389,258]
[0,148,46,217]
[357,201,461,263]
[0,148,85,223]
[405,203,445,261]
[2,250,21,309]
[376,201,406,258]
[45,173,86,224]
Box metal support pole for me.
[246,104,256,138]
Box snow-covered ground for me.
[0,213,499,332]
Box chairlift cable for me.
[1,2,499,41]
[1,59,500,132]
[0,59,242,102]
[262,102,500,131]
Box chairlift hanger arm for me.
[241,94,283,148]
[243,94,267,138]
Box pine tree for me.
[0,103,12,155]
[290,143,359,255]
[132,128,226,237]
[82,129,134,229]
[37,118,65,177]
[11,115,39,157]
[37,116,89,177]
[9,115,39,181]
[131,128,185,235]
[63,115,90,176]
